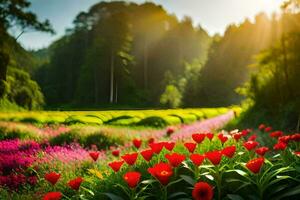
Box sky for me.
[15,0,283,50]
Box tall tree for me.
[0,0,53,97]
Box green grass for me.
[0,107,232,128]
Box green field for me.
[0,107,233,127]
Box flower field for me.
[0,110,300,200]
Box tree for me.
[0,0,53,98]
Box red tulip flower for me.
[222,146,236,158]
[184,142,197,153]
[243,141,259,151]
[44,172,61,185]
[112,150,120,157]
[141,149,154,162]
[68,177,83,191]
[148,163,173,185]
[166,127,175,136]
[258,124,266,130]
[218,133,228,144]
[149,142,164,154]
[43,192,62,200]
[279,135,291,143]
[273,142,287,150]
[205,150,223,165]
[247,134,257,141]
[192,181,213,200]
[255,147,269,156]
[206,133,214,140]
[246,157,264,174]
[164,142,176,151]
[165,153,186,167]
[190,154,205,166]
[294,152,300,157]
[233,132,243,141]
[270,131,283,138]
[133,139,142,149]
[122,153,139,165]
[123,171,141,188]
[148,137,155,144]
[264,126,272,132]
[192,133,206,143]
[89,151,100,161]
[241,129,251,136]
[291,133,300,142]
[108,160,124,172]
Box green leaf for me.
[180,175,196,186]
[141,179,157,185]
[168,192,187,199]
[227,194,245,200]
[102,193,124,200]
[205,175,214,181]
[274,185,300,200]
[81,186,95,196]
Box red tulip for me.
[148,137,155,144]
[165,153,186,167]
[43,192,62,200]
[233,132,243,141]
[149,142,164,154]
[121,153,138,165]
[222,146,236,158]
[258,124,266,130]
[290,133,300,142]
[166,127,175,136]
[123,171,141,188]
[243,141,259,151]
[108,160,124,172]
[164,142,175,151]
[184,142,197,153]
[273,142,287,150]
[192,181,213,200]
[133,139,142,149]
[270,131,283,138]
[246,157,264,174]
[68,177,83,191]
[205,150,222,165]
[190,154,205,166]
[247,134,257,141]
[44,172,60,185]
[264,126,272,132]
[89,151,100,161]
[279,135,291,143]
[192,133,206,143]
[206,133,214,140]
[294,152,300,157]
[255,147,269,156]
[148,163,173,185]
[112,150,120,157]
[141,149,154,162]
[218,133,228,144]
[241,129,251,136]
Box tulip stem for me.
[160,185,167,200]
[215,166,222,200]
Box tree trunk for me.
[143,37,148,89]
[110,50,115,103]
[94,66,98,104]
[115,80,118,103]
[281,36,293,99]
[0,51,9,98]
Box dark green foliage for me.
[36,2,211,107]
[49,129,123,149]
[135,116,168,128]
[3,67,44,109]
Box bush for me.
[135,116,168,128]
